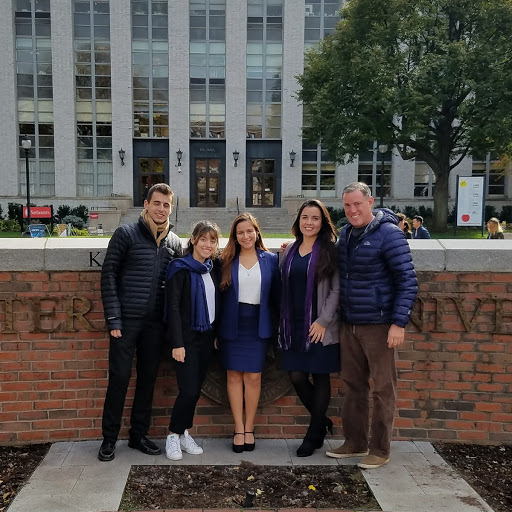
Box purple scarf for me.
[279,239,320,352]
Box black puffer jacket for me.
[101,217,183,331]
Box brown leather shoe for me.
[326,443,368,459]
[358,454,389,469]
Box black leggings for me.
[289,371,331,428]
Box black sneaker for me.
[128,435,161,455]
[98,440,116,462]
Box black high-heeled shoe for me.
[232,432,244,453]
[325,417,333,435]
[244,431,255,451]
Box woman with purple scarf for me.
[280,199,340,457]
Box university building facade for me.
[0,0,510,217]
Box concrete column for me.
[110,0,133,197]
[391,152,415,200]
[281,0,305,198]
[168,1,190,206]
[225,0,247,208]
[52,0,77,197]
[0,1,20,197]
[337,160,359,198]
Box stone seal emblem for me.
[201,346,292,406]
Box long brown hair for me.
[220,212,267,290]
[291,199,337,281]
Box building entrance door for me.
[195,158,220,207]
[250,159,275,207]
[136,157,165,206]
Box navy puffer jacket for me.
[101,217,183,331]
[338,209,418,327]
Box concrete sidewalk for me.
[8,439,493,512]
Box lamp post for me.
[21,135,32,232]
[378,144,388,208]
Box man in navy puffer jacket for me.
[98,183,182,462]
[326,182,418,469]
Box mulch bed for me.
[0,443,51,511]
[434,443,512,512]
[119,461,381,511]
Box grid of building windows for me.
[132,0,169,138]
[472,154,506,196]
[357,141,392,199]
[74,0,113,196]
[301,1,340,196]
[15,0,55,197]
[246,0,283,139]
[189,0,226,138]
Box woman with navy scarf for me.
[164,220,221,461]
[280,199,340,457]
[219,213,280,452]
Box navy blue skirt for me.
[220,303,268,373]
[281,341,340,374]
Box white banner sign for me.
[456,176,485,227]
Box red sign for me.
[23,206,52,218]
[89,212,99,220]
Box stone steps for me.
[120,207,295,234]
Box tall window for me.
[189,0,226,138]
[472,154,506,196]
[132,0,169,138]
[74,0,113,197]
[357,141,392,199]
[246,0,283,139]
[301,1,341,196]
[301,142,336,198]
[414,161,436,197]
[304,0,340,50]
[15,0,55,197]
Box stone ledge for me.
[1,238,512,272]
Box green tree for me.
[297,0,512,231]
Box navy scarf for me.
[166,253,213,332]
[279,239,320,352]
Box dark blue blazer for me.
[219,249,279,341]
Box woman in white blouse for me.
[219,213,280,453]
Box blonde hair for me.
[487,217,503,233]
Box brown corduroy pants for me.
[340,322,397,458]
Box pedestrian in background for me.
[280,199,340,457]
[412,215,430,239]
[219,213,280,453]
[396,213,412,239]
[487,217,504,239]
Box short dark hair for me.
[146,183,174,203]
[413,215,423,224]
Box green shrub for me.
[62,214,86,229]
[0,219,20,232]
[500,205,512,223]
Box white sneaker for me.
[180,430,203,455]
[165,433,182,460]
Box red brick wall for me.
[0,270,511,445]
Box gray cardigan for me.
[281,241,340,346]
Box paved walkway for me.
[9,439,493,512]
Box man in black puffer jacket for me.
[98,183,183,462]
[326,182,418,469]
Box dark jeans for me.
[169,330,215,434]
[341,322,397,458]
[102,317,164,442]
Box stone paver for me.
[8,439,494,512]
